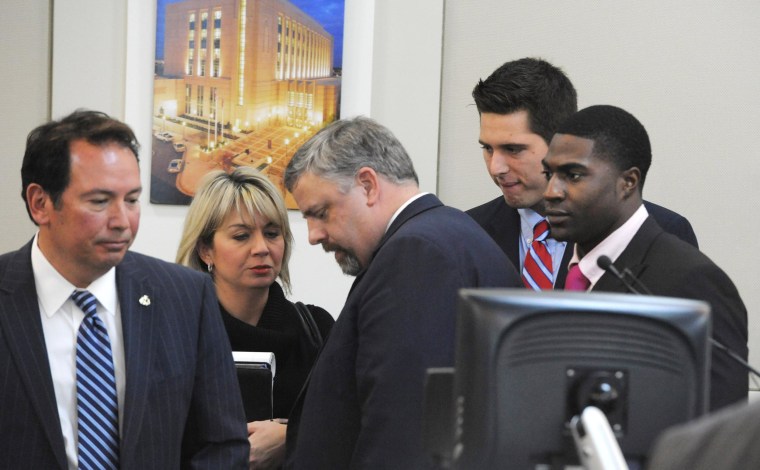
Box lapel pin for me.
[139,295,151,306]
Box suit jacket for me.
[286,194,521,469]
[0,241,249,469]
[592,217,748,411]
[466,196,699,288]
[647,398,760,470]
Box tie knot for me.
[71,290,98,317]
[533,220,550,242]
[565,264,591,291]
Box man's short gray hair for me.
[284,116,418,193]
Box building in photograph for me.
[152,0,341,206]
[159,0,339,133]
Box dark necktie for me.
[564,263,591,291]
[72,290,120,470]
[522,220,554,290]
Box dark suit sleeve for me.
[638,238,749,411]
[181,276,249,468]
[349,235,464,469]
[648,399,760,470]
[678,262,748,410]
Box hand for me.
[247,419,287,469]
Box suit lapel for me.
[487,199,522,269]
[593,217,661,292]
[0,241,67,469]
[345,194,441,297]
[382,194,442,244]
[555,242,575,288]
[116,253,158,458]
[345,196,440,297]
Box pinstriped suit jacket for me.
[0,240,248,469]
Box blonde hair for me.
[176,167,294,292]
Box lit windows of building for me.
[213,11,221,77]
[210,86,217,115]
[276,16,282,78]
[199,11,208,76]
[187,49,194,76]
[187,13,196,75]
[197,85,204,117]
[162,0,338,128]
[237,0,246,106]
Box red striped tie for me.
[522,220,554,290]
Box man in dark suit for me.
[647,398,760,470]
[282,117,521,468]
[542,104,747,411]
[467,58,697,289]
[0,110,248,468]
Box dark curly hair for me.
[557,105,652,188]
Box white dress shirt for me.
[31,233,126,470]
[569,204,649,290]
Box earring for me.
[207,263,213,273]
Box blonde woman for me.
[177,167,333,469]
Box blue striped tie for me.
[72,290,120,470]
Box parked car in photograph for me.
[167,159,184,173]
[173,141,186,153]
[154,131,173,142]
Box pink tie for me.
[564,263,590,291]
[522,220,554,290]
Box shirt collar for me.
[31,232,118,318]
[570,204,649,287]
[385,192,429,233]
[517,208,546,242]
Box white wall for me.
[0,0,50,250]
[52,0,127,118]
[438,1,760,371]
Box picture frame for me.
[143,0,350,207]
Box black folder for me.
[232,351,276,422]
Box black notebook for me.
[232,351,276,422]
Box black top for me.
[220,282,334,418]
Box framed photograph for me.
[150,0,345,207]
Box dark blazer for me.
[466,196,699,288]
[286,194,521,469]
[0,241,249,469]
[648,398,760,470]
[592,217,748,411]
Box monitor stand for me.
[571,406,629,470]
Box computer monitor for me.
[452,288,710,469]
